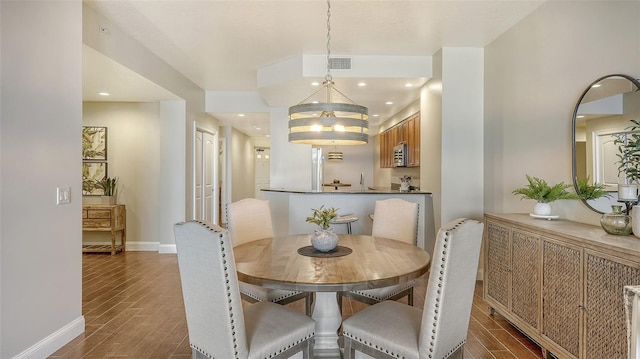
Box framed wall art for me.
[82,162,107,195]
[82,126,107,161]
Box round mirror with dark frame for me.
[572,74,640,213]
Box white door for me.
[203,132,215,223]
[255,148,270,199]
[194,128,218,225]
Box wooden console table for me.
[484,213,640,359]
[82,204,126,255]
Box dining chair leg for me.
[336,292,343,317]
[343,337,354,359]
[408,288,414,306]
[305,293,313,316]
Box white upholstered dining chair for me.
[338,198,419,309]
[227,198,313,315]
[342,218,484,359]
[174,220,316,359]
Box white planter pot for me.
[311,229,339,252]
[533,202,552,216]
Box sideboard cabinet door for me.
[584,251,640,359]
[541,238,582,359]
[510,229,540,332]
[485,221,511,311]
[484,221,541,334]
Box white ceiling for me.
[83,0,546,137]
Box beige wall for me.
[484,1,640,226]
[230,127,256,202]
[1,1,83,357]
[83,102,164,250]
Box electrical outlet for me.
[57,187,71,205]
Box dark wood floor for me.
[50,251,545,359]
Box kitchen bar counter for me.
[262,188,435,253]
[263,187,431,194]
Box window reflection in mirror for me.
[573,74,640,213]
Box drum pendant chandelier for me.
[288,0,368,145]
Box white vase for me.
[311,229,339,252]
[533,202,552,216]
[632,206,640,238]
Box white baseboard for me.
[13,316,84,359]
[126,241,160,252]
[159,244,177,254]
[83,241,159,252]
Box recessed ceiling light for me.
[311,81,320,86]
[97,92,110,96]
[255,127,261,130]
[385,101,394,105]
[238,113,245,117]
[312,100,319,104]
[404,83,413,88]
[577,115,585,118]
[357,82,366,87]
[266,134,270,137]
[592,84,602,88]
[372,114,379,117]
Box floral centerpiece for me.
[306,206,339,252]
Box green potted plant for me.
[512,175,578,216]
[614,119,640,202]
[306,205,339,252]
[575,176,611,201]
[96,176,118,204]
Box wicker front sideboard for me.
[484,213,640,359]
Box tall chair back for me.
[371,198,418,244]
[342,218,484,359]
[228,198,274,245]
[174,221,249,358]
[418,218,484,357]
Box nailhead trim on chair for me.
[343,332,405,359]
[262,333,315,359]
[426,218,468,359]
[241,290,304,302]
[349,281,415,301]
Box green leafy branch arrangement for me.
[305,206,338,230]
[512,175,578,203]
[614,119,640,183]
[96,176,118,196]
[575,176,611,201]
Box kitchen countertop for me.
[261,187,431,195]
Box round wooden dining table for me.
[233,234,431,357]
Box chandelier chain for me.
[325,0,332,83]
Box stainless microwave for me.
[393,144,406,167]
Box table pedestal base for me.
[311,292,342,357]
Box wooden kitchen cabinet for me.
[484,213,640,359]
[82,204,126,254]
[378,112,420,168]
[407,113,420,166]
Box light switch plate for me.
[57,187,71,205]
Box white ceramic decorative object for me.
[311,229,339,252]
[632,206,640,238]
[533,202,552,216]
